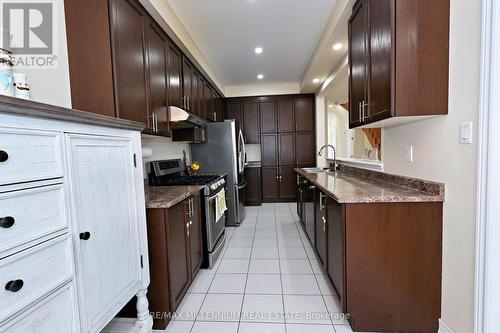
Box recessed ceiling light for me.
[257,74,264,80]
[254,47,263,54]
[313,78,320,84]
[332,43,343,50]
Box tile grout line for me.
[236,205,259,332]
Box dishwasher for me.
[302,179,316,246]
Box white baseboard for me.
[439,319,455,333]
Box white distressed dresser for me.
[0,96,153,333]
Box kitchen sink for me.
[301,167,330,173]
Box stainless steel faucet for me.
[318,144,338,170]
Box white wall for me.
[141,135,191,178]
[316,96,327,168]
[13,0,72,108]
[382,0,481,332]
[225,82,300,98]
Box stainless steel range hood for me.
[169,106,208,143]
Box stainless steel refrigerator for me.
[191,120,247,226]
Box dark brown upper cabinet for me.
[146,21,170,136]
[64,0,115,117]
[348,0,449,128]
[296,132,316,166]
[260,100,278,133]
[243,101,260,143]
[348,0,368,128]
[261,134,278,166]
[65,0,225,132]
[226,101,244,129]
[279,133,295,166]
[295,98,315,132]
[278,99,295,132]
[109,0,149,125]
[167,42,183,109]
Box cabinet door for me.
[243,101,260,143]
[204,82,214,121]
[109,0,149,124]
[146,21,169,136]
[226,101,243,127]
[65,0,115,117]
[244,167,262,205]
[166,200,191,310]
[167,42,183,108]
[296,132,316,166]
[191,71,199,117]
[368,0,394,121]
[295,98,314,132]
[182,57,193,113]
[326,198,345,308]
[197,77,206,119]
[348,0,369,128]
[260,100,278,133]
[68,135,141,330]
[279,133,295,166]
[215,93,224,122]
[189,194,203,277]
[146,208,171,329]
[261,167,279,202]
[261,134,278,166]
[315,190,327,266]
[279,166,297,201]
[278,99,295,132]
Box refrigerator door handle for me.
[238,130,246,173]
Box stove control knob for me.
[219,180,224,186]
[211,184,216,190]
[221,179,225,184]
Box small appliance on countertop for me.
[148,158,227,268]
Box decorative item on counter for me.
[12,72,30,100]
[190,162,201,173]
[0,48,14,97]
[365,148,379,161]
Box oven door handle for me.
[207,186,225,201]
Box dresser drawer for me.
[0,128,63,186]
[0,184,67,257]
[0,236,73,322]
[0,282,79,332]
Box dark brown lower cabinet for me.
[146,192,203,329]
[262,167,279,202]
[262,166,297,202]
[314,190,327,267]
[279,166,297,201]
[244,167,262,206]
[326,197,345,307]
[324,200,442,333]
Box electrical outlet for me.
[460,122,473,144]
[405,145,413,163]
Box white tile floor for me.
[159,203,357,333]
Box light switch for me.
[460,122,473,144]
[405,145,413,163]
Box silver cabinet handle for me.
[154,113,158,132]
[319,192,326,211]
[362,100,368,121]
[213,112,217,121]
[359,101,362,122]
[150,114,155,132]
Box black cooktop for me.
[152,174,220,186]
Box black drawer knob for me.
[79,232,91,240]
[5,279,23,293]
[0,216,15,228]
[0,150,8,163]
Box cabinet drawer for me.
[0,128,63,186]
[0,184,66,257]
[0,236,73,322]
[0,282,79,332]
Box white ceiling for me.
[167,0,337,86]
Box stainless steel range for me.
[149,159,227,268]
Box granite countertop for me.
[0,95,145,131]
[295,167,444,203]
[145,185,204,209]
